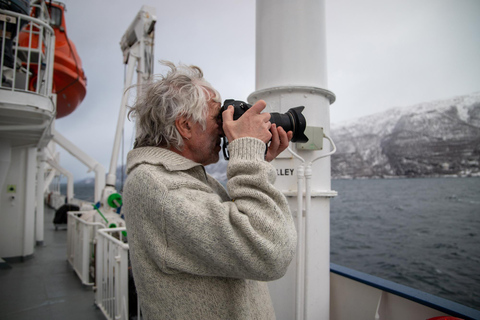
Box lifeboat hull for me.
[52,40,87,118]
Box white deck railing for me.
[95,227,140,320]
[67,211,105,286]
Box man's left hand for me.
[265,124,293,162]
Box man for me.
[124,61,297,319]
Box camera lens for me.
[270,106,308,143]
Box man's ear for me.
[175,116,192,140]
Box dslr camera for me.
[220,99,308,159]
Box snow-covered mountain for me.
[331,92,480,179]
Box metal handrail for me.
[96,227,132,320]
[0,8,55,97]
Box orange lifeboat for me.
[17,1,86,119]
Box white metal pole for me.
[24,147,37,257]
[36,149,46,245]
[52,129,106,202]
[295,164,305,320]
[46,31,56,97]
[95,232,104,305]
[106,49,138,187]
[249,1,335,319]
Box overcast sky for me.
[53,0,480,181]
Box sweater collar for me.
[126,147,201,174]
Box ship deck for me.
[0,206,105,320]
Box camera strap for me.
[222,137,230,160]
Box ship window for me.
[32,5,62,28]
[48,6,62,27]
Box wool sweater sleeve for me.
[124,138,297,281]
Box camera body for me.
[220,99,309,159]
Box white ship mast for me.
[248,1,336,319]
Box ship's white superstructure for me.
[1,1,56,258]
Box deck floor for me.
[0,206,105,320]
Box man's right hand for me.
[222,100,272,144]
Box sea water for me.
[65,177,480,310]
[331,177,480,310]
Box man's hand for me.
[222,100,293,161]
[265,124,293,162]
[222,100,272,143]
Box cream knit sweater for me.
[123,137,297,319]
